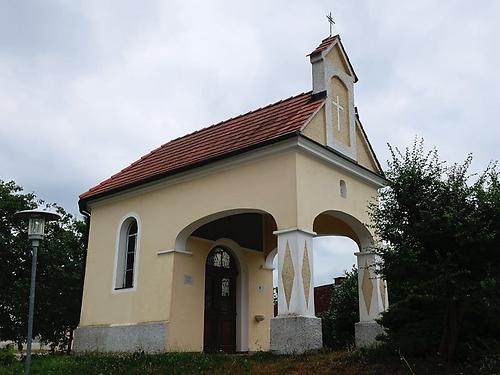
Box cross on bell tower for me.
[326,12,335,37]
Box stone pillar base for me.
[270,316,322,354]
[354,321,384,348]
[73,321,168,353]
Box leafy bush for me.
[370,141,500,362]
[0,345,16,366]
[321,267,359,349]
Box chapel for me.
[74,34,388,354]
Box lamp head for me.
[15,209,61,240]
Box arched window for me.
[340,180,347,198]
[207,247,234,269]
[115,217,139,290]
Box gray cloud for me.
[1,1,498,280]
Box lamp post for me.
[15,209,61,375]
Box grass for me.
[1,348,499,375]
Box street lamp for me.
[15,209,61,375]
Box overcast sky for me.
[1,1,499,285]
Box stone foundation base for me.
[73,321,168,353]
[355,321,384,348]
[270,315,322,354]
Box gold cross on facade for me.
[331,95,344,131]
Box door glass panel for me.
[208,247,232,269]
[221,252,230,268]
[221,278,230,296]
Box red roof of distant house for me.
[80,91,325,203]
[314,284,334,315]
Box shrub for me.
[0,345,16,366]
[322,267,359,349]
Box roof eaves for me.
[78,131,302,213]
[297,132,387,182]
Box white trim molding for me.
[156,249,193,256]
[111,212,142,294]
[273,227,317,236]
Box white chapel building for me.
[74,34,388,354]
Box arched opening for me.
[314,210,373,250]
[312,212,366,317]
[175,209,277,352]
[175,209,277,254]
[314,236,358,286]
[204,246,238,353]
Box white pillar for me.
[270,229,322,353]
[275,229,315,317]
[354,251,388,346]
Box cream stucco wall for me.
[80,203,174,327]
[295,151,378,234]
[325,44,352,78]
[80,151,297,330]
[301,106,380,174]
[167,237,273,352]
[79,142,382,352]
[302,106,326,145]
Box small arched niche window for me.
[115,218,138,290]
[340,180,347,199]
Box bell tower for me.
[309,35,359,160]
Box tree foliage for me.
[322,267,359,349]
[370,141,500,362]
[0,180,86,352]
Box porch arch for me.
[173,209,277,352]
[313,210,374,251]
[175,208,277,254]
[311,209,387,346]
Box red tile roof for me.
[80,91,325,202]
[308,35,358,83]
[308,35,339,56]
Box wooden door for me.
[204,247,238,353]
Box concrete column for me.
[354,251,388,347]
[270,229,322,354]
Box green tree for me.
[0,180,86,352]
[370,141,500,362]
[322,267,359,349]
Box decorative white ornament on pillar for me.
[355,251,388,322]
[274,228,316,317]
[354,250,389,347]
[270,228,322,354]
